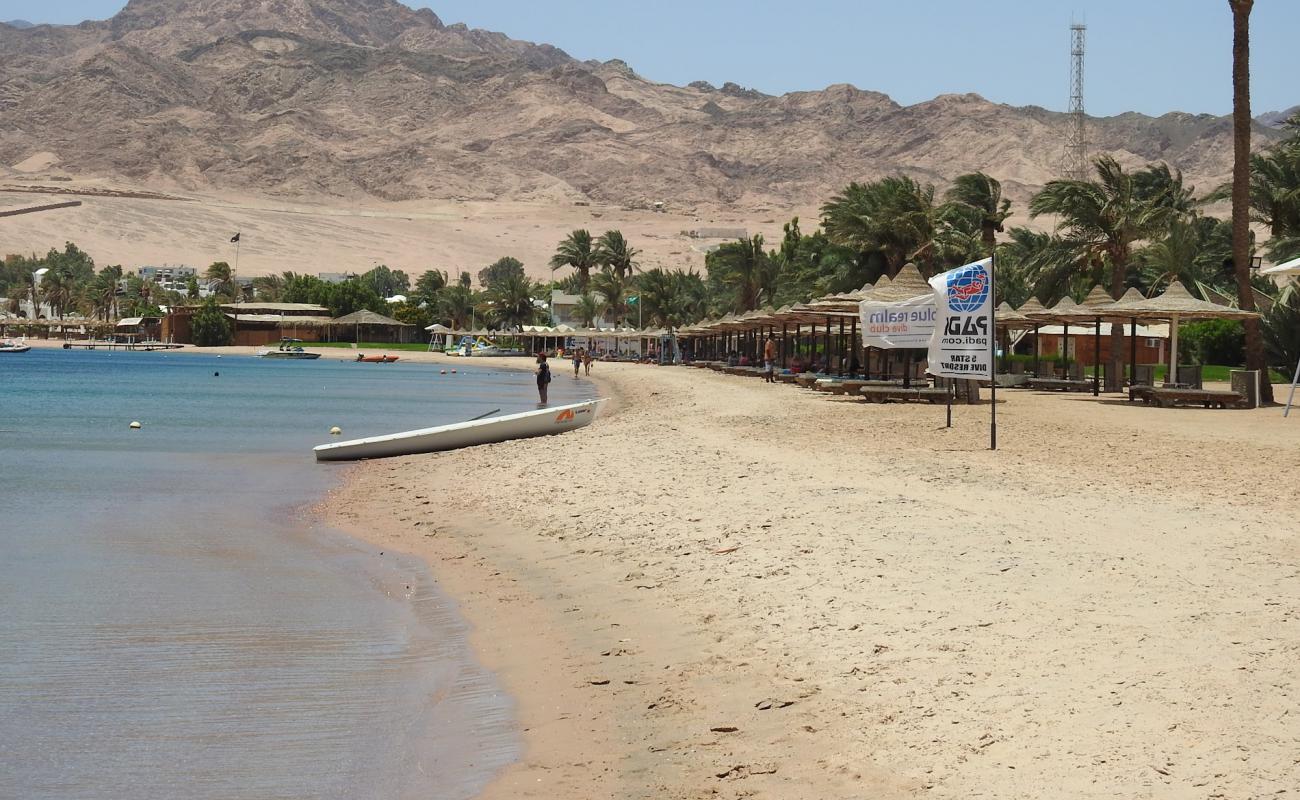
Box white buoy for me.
[129,421,142,429]
[330,426,342,436]
[450,369,457,374]
[440,369,446,375]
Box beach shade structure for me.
[1260,254,1300,277]
[1076,285,1124,394]
[994,302,1033,376]
[857,264,933,384]
[1105,280,1260,388]
[1014,297,1050,376]
[864,263,930,303]
[1023,296,1098,382]
[332,309,413,344]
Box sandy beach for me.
[320,358,1300,799]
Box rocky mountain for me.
[2,20,35,29]
[1257,106,1300,129]
[0,0,1288,210]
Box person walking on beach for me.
[573,348,582,378]
[536,353,552,404]
[763,334,777,383]
[583,349,593,376]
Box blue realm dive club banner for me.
[859,293,936,349]
[926,257,994,380]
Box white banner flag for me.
[859,294,936,349]
[926,257,994,380]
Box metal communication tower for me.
[1064,22,1089,180]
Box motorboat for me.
[258,338,321,359]
[313,399,605,462]
[355,354,400,363]
[0,338,31,353]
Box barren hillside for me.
[0,0,1284,211]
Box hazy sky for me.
[2,0,1296,117]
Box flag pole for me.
[989,251,998,451]
[232,233,241,345]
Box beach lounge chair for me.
[859,386,949,404]
[1140,387,1245,409]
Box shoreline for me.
[322,361,635,799]
[326,359,1300,798]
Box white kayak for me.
[313,399,605,462]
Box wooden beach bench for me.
[815,378,894,395]
[1139,387,1246,409]
[859,386,949,404]
[776,372,800,384]
[1027,377,1093,392]
[1128,385,1155,403]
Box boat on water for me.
[355,353,400,363]
[0,338,31,353]
[258,338,321,360]
[313,399,605,462]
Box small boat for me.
[0,338,31,354]
[355,354,400,363]
[313,399,605,462]
[259,338,321,359]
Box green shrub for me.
[1180,319,1245,366]
[191,297,232,346]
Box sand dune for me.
[0,186,787,278]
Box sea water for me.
[0,348,594,799]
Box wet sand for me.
[323,358,1300,798]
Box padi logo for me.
[946,264,989,313]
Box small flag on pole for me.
[231,233,241,243]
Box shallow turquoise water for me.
[0,348,593,799]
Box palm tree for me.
[40,268,75,319]
[206,261,233,299]
[1138,216,1234,295]
[1029,156,1182,377]
[252,274,284,301]
[996,227,1082,305]
[822,176,939,276]
[437,284,475,330]
[574,293,602,328]
[637,268,707,330]
[594,230,640,279]
[944,172,1011,253]
[486,273,539,330]
[550,229,598,293]
[90,274,118,320]
[591,267,631,325]
[1229,0,1268,399]
[706,235,778,312]
[1244,139,1300,260]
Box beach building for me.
[318,272,358,284]
[223,302,333,345]
[1020,324,1171,365]
[137,265,196,294]
[115,316,163,341]
[691,227,748,239]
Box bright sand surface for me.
[0,187,794,280]
[322,357,1300,798]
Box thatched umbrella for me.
[1105,281,1260,384]
[861,264,932,384]
[1014,298,1049,375]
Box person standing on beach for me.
[763,334,777,383]
[573,348,582,378]
[536,353,552,404]
[583,349,593,376]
